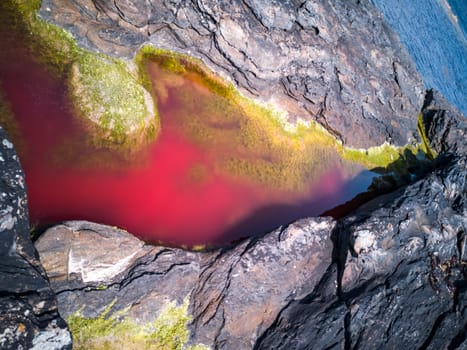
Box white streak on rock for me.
[68,248,138,283]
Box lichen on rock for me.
[67,298,210,350]
[2,0,159,154]
[68,53,158,150]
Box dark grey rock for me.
[34,91,467,348]
[39,0,425,149]
[254,93,467,349]
[0,127,71,350]
[35,217,335,350]
[422,89,467,156]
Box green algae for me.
[2,1,432,191]
[68,53,158,150]
[136,47,432,192]
[417,113,437,160]
[2,0,159,154]
[67,298,210,350]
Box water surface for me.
[0,22,375,246]
[370,0,467,115]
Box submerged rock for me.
[39,0,424,149]
[68,54,158,150]
[0,126,71,350]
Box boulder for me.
[257,155,467,350]
[0,126,72,350]
[39,0,425,149]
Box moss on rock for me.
[136,48,432,191]
[68,53,158,150]
[67,298,210,350]
[2,1,431,188]
[2,0,159,154]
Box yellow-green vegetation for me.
[2,0,158,153]
[417,113,436,160]
[2,1,432,189]
[136,46,430,191]
[68,53,158,150]
[340,142,409,170]
[67,298,210,350]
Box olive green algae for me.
[2,0,159,153]
[67,298,210,350]
[137,46,430,192]
[68,54,157,150]
[2,0,432,189]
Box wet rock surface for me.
[39,0,424,148]
[0,127,71,350]
[34,91,467,349]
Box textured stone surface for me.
[35,217,334,349]
[422,89,467,156]
[35,91,467,349]
[255,91,467,349]
[39,0,425,148]
[0,126,71,350]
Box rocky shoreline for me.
[39,0,424,149]
[1,89,465,349]
[0,0,466,349]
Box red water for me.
[0,42,374,246]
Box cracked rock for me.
[35,91,467,349]
[39,0,425,148]
[0,126,71,350]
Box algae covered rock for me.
[68,53,158,150]
[1,0,159,154]
[40,0,425,149]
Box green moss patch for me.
[2,0,159,154]
[67,298,210,350]
[68,53,158,150]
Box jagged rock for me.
[257,159,467,349]
[39,0,425,148]
[35,217,335,349]
[0,126,72,350]
[422,89,467,156]
[35,91,467,349]
[255,91,467,349]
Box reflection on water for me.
[447,0,467,38]
[0,29,377,247]
[370,0,467,116]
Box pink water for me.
[0,45,374,246]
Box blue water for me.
[448,0,467,38]
[370,0,467,116]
